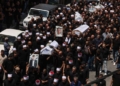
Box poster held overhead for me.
[55,26,63,37]
[29,54,39,68]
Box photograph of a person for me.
[55,26,63,37]
[29,54,39,68]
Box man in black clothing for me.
[110,70,120,86]
[18,45,29,76]
[59,76,69,86]
[4,74,16,86]
[94,74,106,86]
[2,55,15,79]
[11,66,21,86]
[20,76,32,86]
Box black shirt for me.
[95,79,106,86]
[112,73,120,86]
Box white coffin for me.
[72,24,89,36]
[75,12,83,22]
[40,40,59,55]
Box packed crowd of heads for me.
[0,0,120,86]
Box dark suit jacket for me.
[29,60,37,68]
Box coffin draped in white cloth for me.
[40,40,59,55]
[72,24,89,36]
[75,12,83,22]
[95,4,104,9]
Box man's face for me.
[57,28,61,34]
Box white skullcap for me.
[17,36,21,39]
[58,7,61,10]
[29,32,32,35]
[64,23,67,26]
[8,74,12,78]
[23,45,27,48]
[62,76,67,79]
[47,32,50,35]
[43,36,46,39]
[89,3,92,5]
[37,37,40,40]
[77,46,81,50]
[74,4,77,6]
[49,40,52,43]
[34,49,39,52]
[40,45,44,48]
[13,48,16,51]
[110,10,114,13]
[36,32,40,35]
[33,24,36,27]
[57,15,60,18]
[25,34,29,38]
[60,12,63,15]
[94,25,97,27]
[56,68,61,71]
[110,5,113,7]
[40,33,43,36]
[23,76,28,80]
[53,78,58,83]
[25,30,29,33]
[62,17,65,20]
[71,14,74,17]
[62,43,66,46]
[69,60,73,64]
[22,40,25,44]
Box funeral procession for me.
[0,0,120,86]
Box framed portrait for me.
[29,54,39,68]
[55,26,63,37]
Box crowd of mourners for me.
[0,0,120,86]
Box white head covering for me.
[62,76,66,80]
[23,45,27,48]
[37,37,40,40]
[56,68,61,71]
[34,49,39,52]
[33,24,36,27]
[77,46,81,50]
[40,45,44,48]
[53,78,58,83]
[8,74,12,78]
[17,36,21,39]
[47,32,50,35]
[13,48,16,51]
[22,40,25,44]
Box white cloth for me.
[65,37,71,44]
[32,60,35,67]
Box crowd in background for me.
[0,0,120,86]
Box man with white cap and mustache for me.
[59,75,69,86]
[13,36,21,50]
[4,74,16,86]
